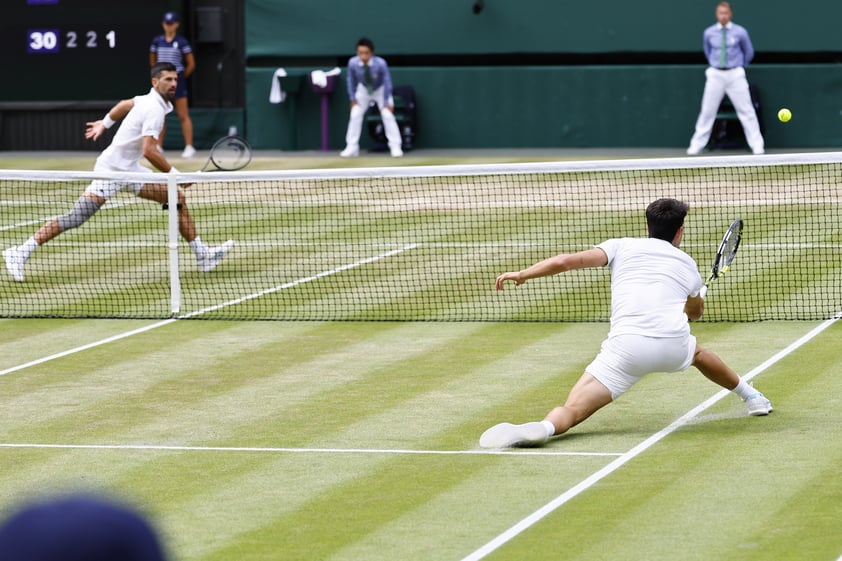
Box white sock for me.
[21,237,38,258]
[188,237,207,257]
[732,379,755,400]
[540,420,556,437]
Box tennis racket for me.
[200,135,253,172]
[700,218,743,298]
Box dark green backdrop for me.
[246,0,842,56]
[241,1,842,149]
[246,64,842,150]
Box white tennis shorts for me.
[586,333,697,399]
[84,161,146,200]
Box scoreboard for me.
[3,0,176,102]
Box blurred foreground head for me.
[0,494,167,561]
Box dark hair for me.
[646,198,689,241]
[356,37,375,52]
[151,62,177,79]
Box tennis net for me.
[1,153,841,321]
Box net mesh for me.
[1,154,841,321]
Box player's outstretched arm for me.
[496,248,607,290]
[85,98,135,140]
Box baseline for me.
[0,442,622,458]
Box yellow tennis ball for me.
[778,108,792,122]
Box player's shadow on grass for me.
[681,410,781,435]
[539,410,780,448]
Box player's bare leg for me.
[3,193,105,281]
[693,345,773,416]
[480,372,613,448]
[138,183,233,272]
[544,373,613,435]
[692,346,739,389]
[34,193,106,246]
[138,183,196,241]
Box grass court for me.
[0,151,840,560]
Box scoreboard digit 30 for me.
[3,0,176,102]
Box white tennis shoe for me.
[197,240,234,273]
[3,246,26,282]
[340,146,359,158]
[390,146,404,158]
[479,422,549,449]
[181,145,197,158]
[744,392,773,416]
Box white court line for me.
[460,314,842,561]
[177,244,417,319]
[0,320,176,378]
[0,245,418,377]
[0,442,622,458]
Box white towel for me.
[269,68,288,104]
[309,67,342,88]
[310,70,327,88]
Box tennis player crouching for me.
[2,62,233,283]
[481,198,772,449]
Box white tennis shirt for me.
[596,237,703,338]
[97,88,173,170]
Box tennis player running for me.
[3,62,233,283]
[481,198,772,449]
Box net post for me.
[167,174,181,315]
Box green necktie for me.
[719,27,727,68]
[364,64,373,94]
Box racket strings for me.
[722,236,739,263]
[721,220,743,267]
[210,137,252,170]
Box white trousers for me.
[687,67,764,155]
[344,84,402,150]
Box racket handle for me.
[700,285,708,299]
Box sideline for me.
[0,320,175,378]
[459,314,841,561]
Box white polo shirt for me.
[596,237,703,338]
[96,88,172,170]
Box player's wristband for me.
[102,113,116,129]
[699,285,708,299]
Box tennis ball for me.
[777,108,792,123]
